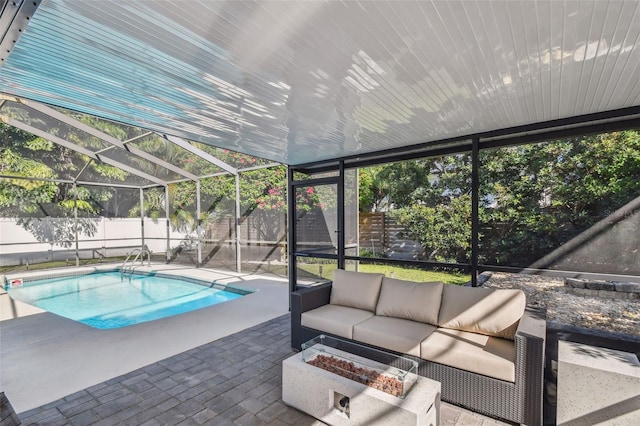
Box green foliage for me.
[3,104,638,273]
[362,131,640,267]
[1,148,55,180]
[360,154,471,262]
[1,135,59,215]
[479,131,640,266]
[244,166,288,213]
[136,166,290,238]
[78,115,129,140]
[58,199,96,213]
[25,137,54,151]
[130,188,165,220]
[92,163,129,180]
[0,119,134,243]
[392,195,471,262]
[358,248,375,258]
[358,166,383,211]
[376,160,431,206]
[0,112,292,242]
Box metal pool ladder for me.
[121,246,151,280]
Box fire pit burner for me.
[307,354,404,397]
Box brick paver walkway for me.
[15,315,509,425]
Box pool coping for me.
[3,266,255,296]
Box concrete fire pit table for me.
[282,335,440,426]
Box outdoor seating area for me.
[291,270,546,425]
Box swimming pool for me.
[6,271,251,329]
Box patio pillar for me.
[355,169,360,272]
[73,183,79,267]
[140,188,145,254]
[287,167,296,296]
[471,137,479,287]
[337,160,345,270]
[165,185,171,263]
[196,179,202,267]
[235,174,241,272]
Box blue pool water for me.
[7,272,245,329]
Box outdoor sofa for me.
[291,269,546,425]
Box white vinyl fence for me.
[0,217,189,266]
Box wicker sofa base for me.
[291,283,545,425]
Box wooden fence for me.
[359,212,423,259]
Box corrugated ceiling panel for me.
[0,0,639,165]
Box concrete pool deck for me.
[0,264,290,413]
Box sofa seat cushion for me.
[301,304,374,339]
[330,269,384,312]
[376,278,443,325]
[420,328,516,382]
[353,316,437,357]
[438,285,526,339]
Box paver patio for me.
[14,315,510,426]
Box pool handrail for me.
[121,246,151,278]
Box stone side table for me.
[557,341,640,425]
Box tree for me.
[358,166,384,211]
[0,124,102,246]
[480,131,640,267]
[357,154,472,262]
[1,108,293,249]
[376,160,432,207]
[392,194,471,261]
[134,153,291,243]
[359,131,640,267]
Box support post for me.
[471,138,480,287]
[287,167,296,298]
[235,174,242,273]
[73,183,79,267]
[196,179,202,267]
[140,188,145,254]
[165,185,171,263]
[355,169,360,272]
[337,161,345,270]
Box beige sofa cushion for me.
[329,269,384,312]
[438,285,526,339]
[421,328,516,382]
[353,316,437,357]
[375,278,443,325]
[301,304,374,339]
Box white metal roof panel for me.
[0,0,639,165]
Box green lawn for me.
[297,263,469,285]
[359,264,469,285]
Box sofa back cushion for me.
[330,270,384,312]
[437,285,526,340]
[375,278,443,325]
